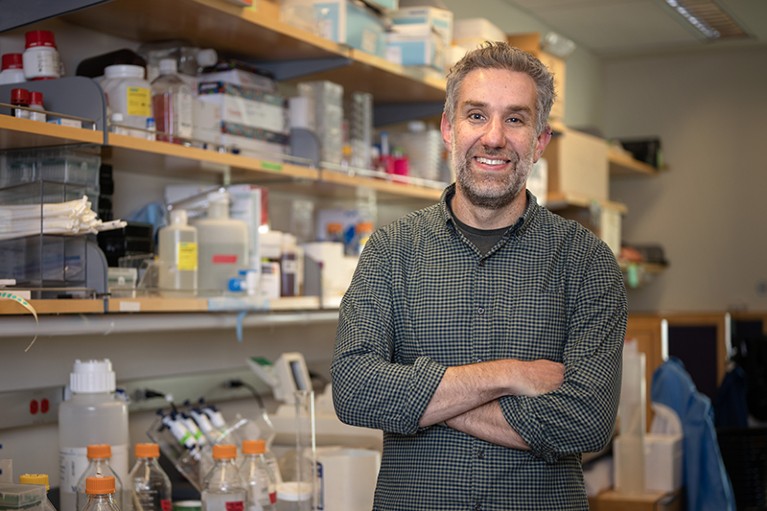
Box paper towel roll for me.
[315,447,380,511]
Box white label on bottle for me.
[60,447,88,494]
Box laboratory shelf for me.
[608,145,661,176]
[61,0,446,104]
[0,308,340,338]
[0,116,102,149]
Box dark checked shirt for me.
[332,184,628,511]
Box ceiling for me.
[501,0,767,58]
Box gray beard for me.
[453,148,533,210]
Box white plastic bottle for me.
[151,58,194,144]
[59,359,130,511]
[28,91,46,122]
[128,443,172,511]
[76,445,125,511]
[100,65,152,139]
[158,209,198,296]
[239,440,277,511]
[19,473,57,511]
[0,53,27,85]
[195,191,248,296]
[201,445,246,511]
[22,30,61,81]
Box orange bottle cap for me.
[241,439,266,455]
[86,476,115,495]
[135,443,160,458]
[87,444,112,459]
[212,444,237,460]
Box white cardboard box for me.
[386,24,447,71]
[644,434,683,493]
[390,6,453,47]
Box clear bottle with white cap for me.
[58,359,130,511]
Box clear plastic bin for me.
[0,483,44,511]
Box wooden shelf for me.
[608,145,660,176]
[62,0,445,104]
[0,295,332,316]
[0,115,102,148]
[547,191,628,214]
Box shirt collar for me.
[439,183,540,237]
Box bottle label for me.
[177,241,198,270]
[161,499,172,511]
[211,254,239,264]
[60,446,89,494]
[225,501,244,511]
[125,86,152,117]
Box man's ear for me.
[534,125,553,162]
[440,112,452,149]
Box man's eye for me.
[507,117,522,124]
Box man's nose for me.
[480,116,506,148]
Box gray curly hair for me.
[443,41,556,135]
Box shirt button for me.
[474,504,482,511]
[479,259,485,267]
[476,448,485,459]
[477,306,485,315]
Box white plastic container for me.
[158,209,198,296]
[101,64,152,139]
[22,30,61,81]
[195,191,248,295]
[58,359,130,511]
[0,53,27,85]
[275,482,312,511]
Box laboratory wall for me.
[603,47,767,312]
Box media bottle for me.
[239,440,277,511]
[151,58,193,144]
[76,445,125,511]
[158,209,198,296]
[201,444,246,511]
[82,476,120,511]
[195,191,248,296]
[58,359,129,511]
[19,473,57,511]
[128,443,172,511]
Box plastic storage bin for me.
[0,146,102,297]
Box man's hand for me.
[419,358,564,428]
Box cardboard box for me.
[312,0,387,58]
[544,127,609,201]
[390,6,453,47]
[386,24,447,71]
[194,81,289,157]
[453,18,506,48]
[507,32,566,120]
[644,434,683,493]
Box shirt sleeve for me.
[331,229,447,435]
[499,238,628,463]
